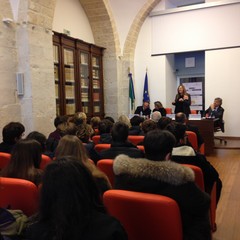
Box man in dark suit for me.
[134,100,151,117]
[205,97,224,130]
[175,112,204,147]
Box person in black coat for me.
[205,97,224,130]
[134,100,151,117]
[153,101,166,117]
[175,112,204,147]
[100,122,144,159]
[114,130,211,240]
[170,123,222,204]
[26,157,127,240]
[172,84,191,118]
[0,122,25,154]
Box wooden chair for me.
[103,190,183,240]
[97,159,115,186]
[0,177,39,216]
[0,152,11,170]
[127,135,144,145]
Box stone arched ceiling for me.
[79,0,161,60]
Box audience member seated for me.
[141,119,157,136]
[47,115,68,141]
[98,119,113,144]
[114,130,211,240]
[76,123,100,163]
[129,116,144,135]
[170,123,222,204]
[0,139,43,185]
[104,116,115,123]
[157,116,172,130]
[205,97,224,129]
[26,157,127,240]
[100,122,144,159]
[118,115,131,128]
[134,100,151,117]
[151,111,161,123]
[26,131,54,159]
[175,112,204,147]
[90,116,101,135]
[153,101,166,116]
[47,115,68,153]
[0,122,25,154]
[55,135,110,194]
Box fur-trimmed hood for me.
[114,154,195,186]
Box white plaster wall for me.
[52,0,94,42]
[205,48,240,137]
[109,0,146,54]
[134,17,169,111]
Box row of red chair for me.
[0,152,52,171]
[93,133,205,154]
[97,159,216,232]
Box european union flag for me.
[128,73,135,110]
[143,72,150,102]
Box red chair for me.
[137,145,144,153]
[0,152,11,170]
[103,190,183,240]
[92,135,101,145]
[97,159,114,186]
[191,110,198,114]
[127,135,144,145]
[165,108,172,114]
[0,177,39,216]
[182,163,216,232]
[94,144,111,153]
[181,164,205,191]
[40,154,52,170]
[186,131,198,152]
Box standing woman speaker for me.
[172,84,191,118]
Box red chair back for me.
[181,164,205,191]
[182,163,216,231]
[191,110,198,114]
[165,108,172,114]
[97,159,114,186]
[103,190,183,240]
[40,154,52,170]
[0,152,11,170]
[94,144,111,153]
[0,177,39,216]
[128,135,144,145]
[92,135,101,145]
[186,131,198,152]
[137,145,144,152]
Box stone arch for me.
[79,0,161,117]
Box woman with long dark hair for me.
[26,157,127,240]
[172,84,191,118]
[0,139,43,185]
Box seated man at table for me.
[99,122,144,159]
[175,112,204,148]
[134,100,151,117]
[114,130,211,240]
[205,97,224,130]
